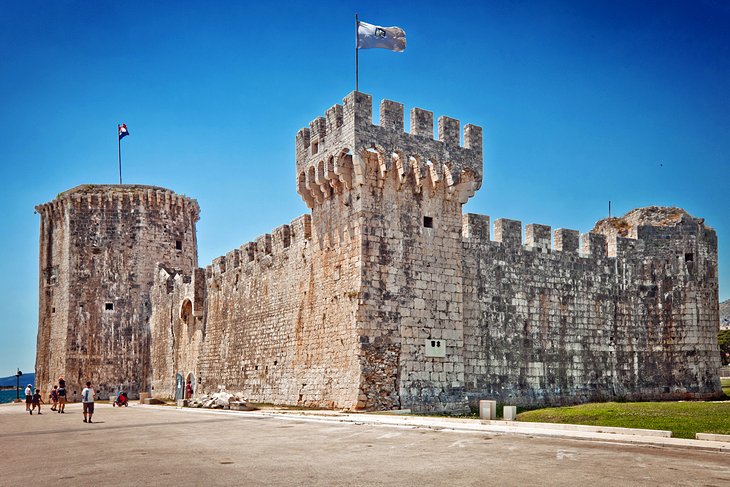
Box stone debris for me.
[189,392,254,410]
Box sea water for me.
[0,389,24,404]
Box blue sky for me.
[1,1,728,376]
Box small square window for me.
[684,253,693,262]
[423,216,433,228]
[176,240,183,250]
[105,303,114,311]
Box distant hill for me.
[721,299,730,330]
[0,372,34,388]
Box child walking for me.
[30,389,44,415]
[49,385,58,411]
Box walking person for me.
[81,381,95,423]
[185,379,193,400]
[49,385,58,411]
[57,377,67,413]
[24,384,32,412]
[30,389,44,415]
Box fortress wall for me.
[149,267,204,398]
[461,215,722,407]
[152,209,364,408]
[36,186,199,399]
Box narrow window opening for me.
[105,302,114,311]
[51,307,55,313]
[684,253,693,262]
[273,360,278,366]
[423,216,434,228]
[311,141,319,155]
[176,240,183,250]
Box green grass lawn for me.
[517,401,730,439]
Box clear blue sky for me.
[1,1,728,376]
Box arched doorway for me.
[175,373,184,400]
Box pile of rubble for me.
[189,391,256,411]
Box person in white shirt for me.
[81,381,95,423]
[24,384,32,412]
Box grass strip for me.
[517,401,730,439]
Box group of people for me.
[23,384,43,415]
[24,376,96,423]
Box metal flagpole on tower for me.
[355,13,359,92]
[118,126,123,185]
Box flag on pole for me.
[357,21,406,52]
[118,124,129,140]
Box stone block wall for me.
[150,210,365,408]
[461,211,722,408]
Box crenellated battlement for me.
[462,206,716,261]
[35,184,200,221]
[296,92,483,209]
[205,214,312,280]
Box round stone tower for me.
[35,185,199,399]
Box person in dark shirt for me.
[49,385,58,411]
[57,377,67,413]
[30,389,44,415]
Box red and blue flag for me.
[118,124,129,140]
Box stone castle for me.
[35,92,723,411]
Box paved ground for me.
[1,402,729,486]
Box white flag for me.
[357,21,406,52]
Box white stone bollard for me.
[479,400,497,420]
[503,405,517,421]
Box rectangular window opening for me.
[423,216,434,228]
[685,253,694,262]
[176,240,183,250]
[311,141,319,155]
[105,302,114,311]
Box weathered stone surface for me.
[35,185,199,399]
[37,92,723,414]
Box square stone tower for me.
[296,92,482,411]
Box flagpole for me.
[355,13,359,92]
[118,126,122,185]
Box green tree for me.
[719,330,730,366]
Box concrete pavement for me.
[1,401,729,486]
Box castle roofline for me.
[35,184,199,218]
[592,206,710,237]
[58,184,175,198]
